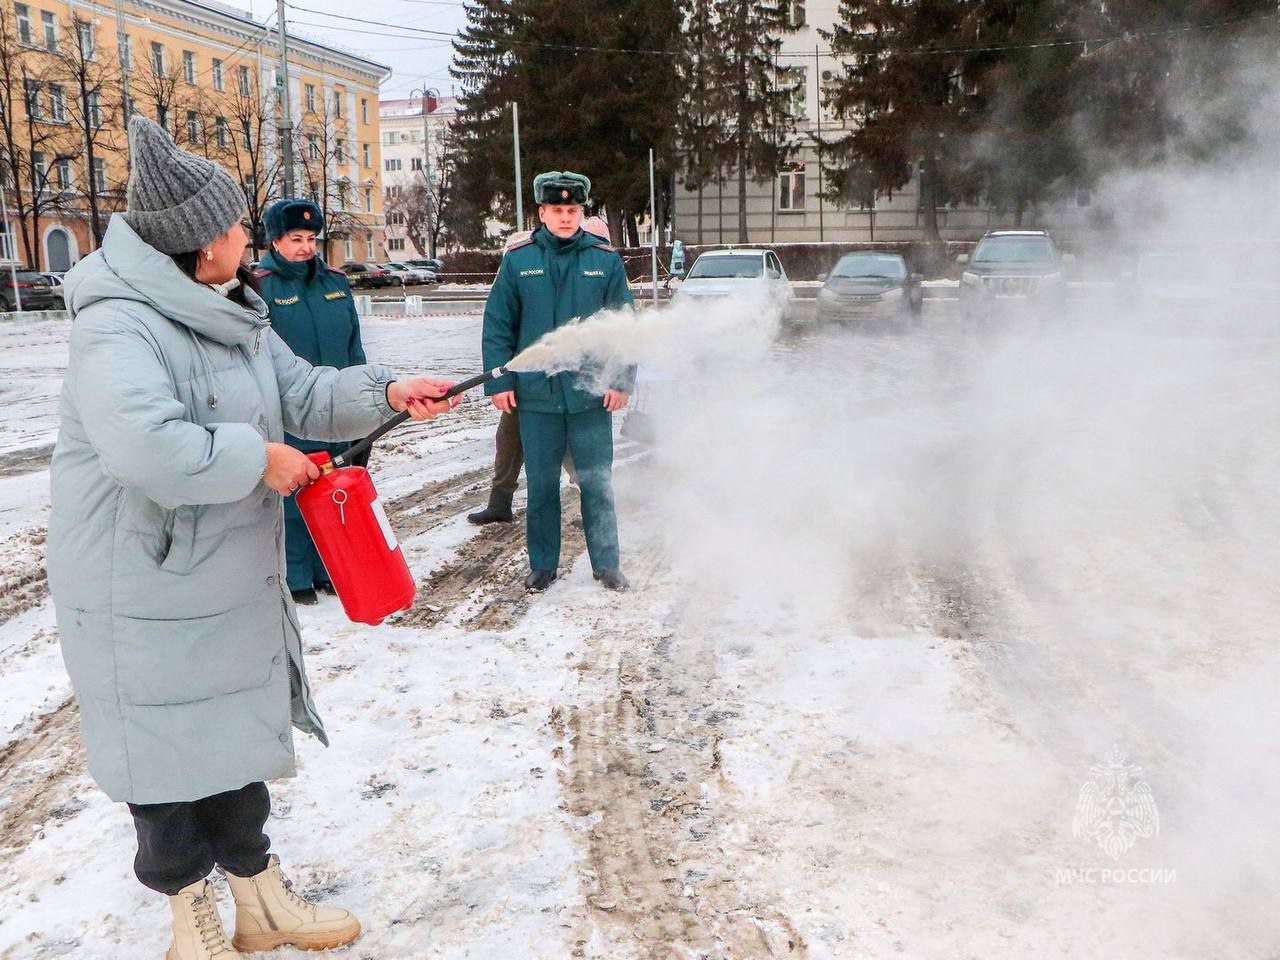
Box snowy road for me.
[2,312,1280,958]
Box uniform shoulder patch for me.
[252,267,273,279]
[505,236,536,253]
[326,265,347,276]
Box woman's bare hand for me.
[387,378,458,421]
[264,442,321,496]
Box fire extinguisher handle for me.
[332,367,511,469]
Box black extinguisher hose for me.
[331,367,511,469]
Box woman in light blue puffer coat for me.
[47,116,454,959]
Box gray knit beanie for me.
[124,115,246,255]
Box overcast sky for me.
[243,0,469,100]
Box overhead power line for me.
[285,2,1278,60]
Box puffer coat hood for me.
[48,214,397,803]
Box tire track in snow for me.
[560,550,811,959]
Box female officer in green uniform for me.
[255,199,368,604]
[482,172,635,593]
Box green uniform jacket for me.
[482,226,635,414]
[256,251,367,454]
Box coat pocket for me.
[160,506,198,573]
[113,600,280,706]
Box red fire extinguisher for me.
[294,368,509,625]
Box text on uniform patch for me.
[324,291,347,300]
[519,269,545,277]
[582,270,605,277]
[274,295,300,305]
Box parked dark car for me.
[958,230,1067,320]
[816,252,922,325]
[1,270,62,312]
[339,262,396,289]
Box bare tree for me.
[0,6,81,268]
[384,178,431,257]
[295,93,360,261]
[56,14,125,248]
[215,74,281,260]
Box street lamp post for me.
[410,87,440,261]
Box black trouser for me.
[127,781,272,895]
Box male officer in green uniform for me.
[255,198,368,605]
[482,172,634,592]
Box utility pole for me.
[0,166,22,310]
[814,45,824,243]
[275,0,296,198]
[512,102,523,230]
[411,87,439,260]
[649,148,658,307]
[115,0,130,120]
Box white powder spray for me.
[503,282,790,390]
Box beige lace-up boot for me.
[224,856,361,953]
[165,879,239,959]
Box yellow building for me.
[0,0,388,272]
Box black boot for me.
[315,581,337,596]
[524,569,557,592]
[467,489,514,525]
[594,568,630,592]
[291,587,318,605]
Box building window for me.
[387,212,404,226]
[335,139,345,164]
[212,58,223,91]
[186,110,200,143]
[32,151,46,184]
[343,237,352,260]
[48,84,66,122]
[182,50,195,84]
[150,41,164,76]
[77,20,95,59]
[126,97,137,120]
[238,65,251,97]
[92,157,107,193]
[332,90,341,117]
[22,79,40,119]
[308,184,319,205]
[382,131,395,146]
[306,133,319,161]
[384,158,401,172]
[360,98,368,124]
[778,162,806,211]
[40,9,56,50]
[777,66,807,120]
[410,157,422,172]
[365,236,374,259]
[385,185,400,199]
[120,34,131,69]
[304,83,315,112]
[409,128,421,143]
[87,91,101,129]
[156,103,169,130]
[364,187,373,213]
[361,143,370,168]
[388,237,405,252]
[241,119,251,150]
[15,3,31,45]
[216,116,229,148]
[55,157,71,191]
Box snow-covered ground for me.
[2,311,1280,959]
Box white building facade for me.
[378,94,456,259]
[671,0,1092,245]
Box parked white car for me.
[379,261,439,285]
[671,249,793,310]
